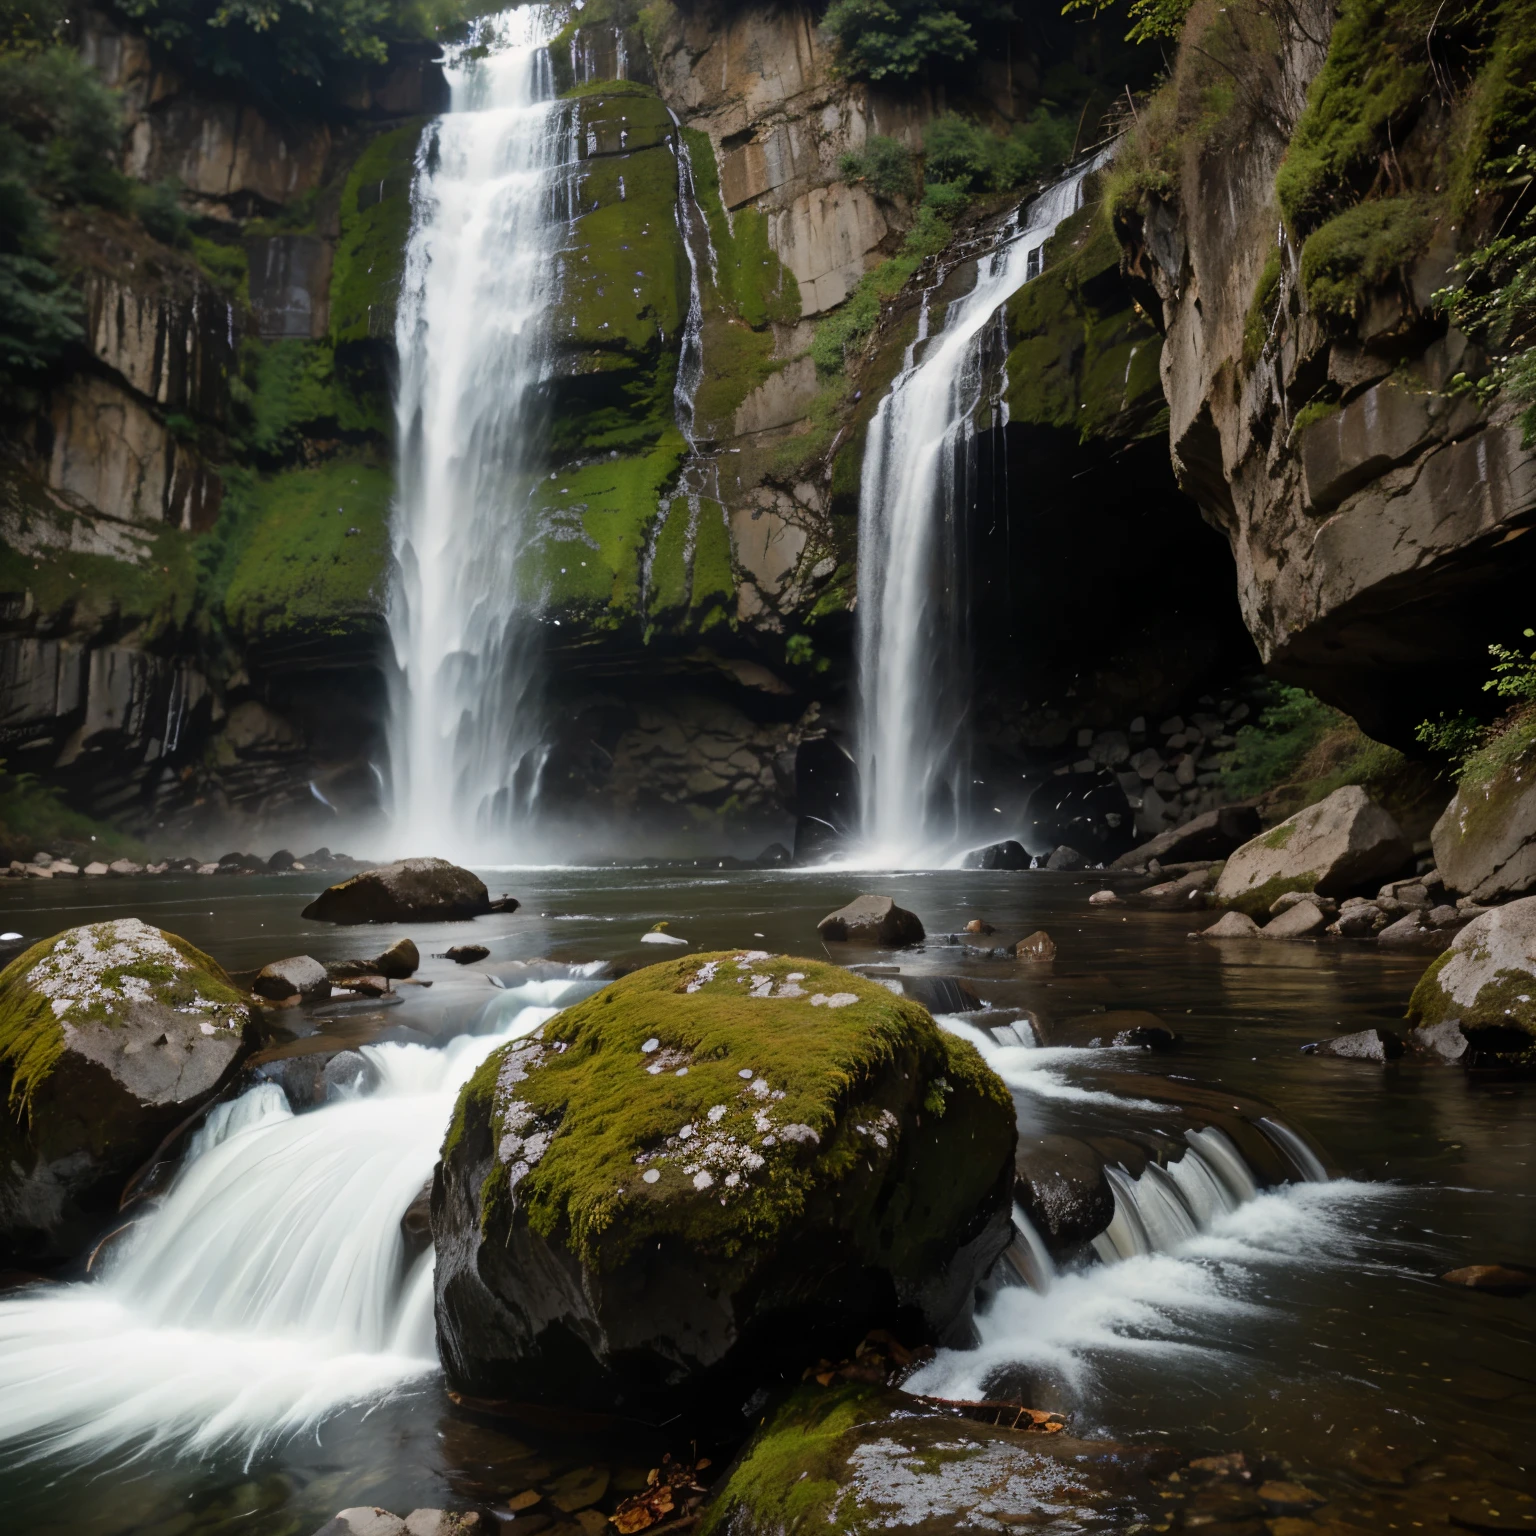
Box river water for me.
[0,867,1531,1534]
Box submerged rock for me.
[442,944,490,965]
[432,951,1015,1415]
[1200,910,1261,939]
[1407,895,1536,1047]
[0,918,251,1260]
[817,895,925,947]
[302,857,491,924]
[1302,1027,1405,1062]
[1212,786,1411,916]
[698,1382,1170,1536]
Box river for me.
[0,867,1531,1534]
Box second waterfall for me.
[388,8,567,859]
[855,162,1104,867]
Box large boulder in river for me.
[1213,786,1412,915]
[1110,805,1262,870]
[1431,766,1536,903]
[432,951,1015,1415]
[302,857,491,924]
[816,894,925,946]
[0,918,251,1260]
[1407,895,1536,1049]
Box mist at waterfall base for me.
[0,870,1531,1535]
[851,162,1108,872]
[386,8,565,863]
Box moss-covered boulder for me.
[1431,765,1536,905]
[1408,896,1536,1049]
[1213,785,1412,916]
[302,857,489,924]
[699,1382,1167,1535]
[431,951,1015,1415]
[0,919,251,1260]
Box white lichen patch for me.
[26,918,241,1028]
[855,1109,900,1150]
[494,1041,558,1194]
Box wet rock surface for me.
[1408,895,1536,1048]
[432,952,1015,1415]
[302,859,492,925]
[0,918,251,1259]
[817,895,925,947]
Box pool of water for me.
[0,866,1532,1535]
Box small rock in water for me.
[964,918,994,933]
[488,895,520,913]
[374,938,420,978]
[441,944,490,965]
[1411,1018,1470,1062]
[1440,1264,1536,1294]
[1087,889,1120,905]
[1377,911,1437,944]
[1016,930,1056,963]
[1045,845,1084,871]
[1260,899,1328,939]
[961,839,1029,870]
[817,895,924,947]
[267,849,297,872]
[642,922,688,945]
[83,861,109,876]
[1302,1027,1404,1062]
[1199,910,1261,940]
[253,955,331,1003]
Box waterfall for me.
[387,8,568,859]
[853,160,1107,867]
[0,977,599,1464]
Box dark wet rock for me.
[1140,867,1213,904]
[1014,1134,1115,1250]
[1200,910,1261,939]
[1302,1027,1405,1062]
[267,849,297,871]
[817,895,925,947]
[1214,786,1412,915]
[302,858,491,925]
[1110,805,1262,870]
[1045,845,1085,871]
[323,1049,371,1096]
[962,839,1030,870]
[1271,890,1338,917]
[1023,771,1135,864]
[1260,899,1329,939]
[401,1181,433,1258]
[1378,911,1446,946]
[487,896,520,914]
[442,945,491,965]
[793,814,845,865]
[334,974,391,997]
[1015,930,1055,962]
[1257,1480,1323,1512]
[0,919,251,1260]
[1330,898,1390,937]
[1440,1264,1536,1295]
[754,842,792,868]
[253,954,330,1002]
[699,1381,1174,1536]
[374,938,420,979]
[963,918,995,934]
[1038,1009,1173,1050]
[432,953,1014,1415]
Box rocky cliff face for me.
[1116,0,1536,747]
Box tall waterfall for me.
[387,8,567,860]
[854,163,1103,866]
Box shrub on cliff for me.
[822,0,1013,83]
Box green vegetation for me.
[329,121,420,345]
[1063,0,1193,43]
[110,0,473,106]
[455,951,1013,1274]
[0,764,147,864]
[922,109,1073,193]
[1242,249,1283,369]
[1298,195,1436,321]
[822,0,1014,83]
[1415,628,1536,788]
[838,134,915,202]
[202,461,392,643]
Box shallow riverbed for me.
[0,866,1532,1535]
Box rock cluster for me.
[2,847,369,879]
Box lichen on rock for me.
[432,951,1016,1412]
[1407,895,1536,1045]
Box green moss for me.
[1004,204,1166,440]
[0,923,244,1119]
[0,487,196,639]
[644,497,736,631]
[1222,872,1319,918]
[693,316,781,438]
[329,122,422,346]
[1261,821,1297,850]
[1408,941,1536,1039]
[1300,195,1438,323]
[1292,398,1342,434]
[211,460,392,643]
[190,233,249,304]
[1407,947,1455,1025]
[1242,249,1284,370]
[699,1383,880,1536]
[476,951,1012,1274]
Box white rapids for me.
[387,7,568,860]
[853,160,1106,869]
[0,978,595,1464]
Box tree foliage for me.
[1060,0,1193,44]
[821,0,1015,83]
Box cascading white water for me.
[853,162,1105,867]
[387,8,568,859]
[0,978,597,1463]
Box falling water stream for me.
[387,8,567,860]
[854,161,1107,868]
